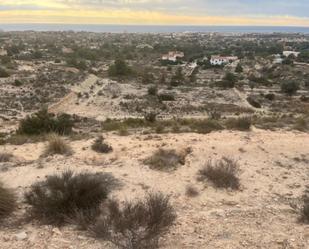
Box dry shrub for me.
[293,118,308,131]
[93,193,176,249]
[301,196,309,224]
[144,148,191,171]
[185,185,199,197]
[193,119,223,134]
[91,136,113,153]
[198,157,240,190]
[225,116,252,131]
[0,182,16,219]
[71,208,102,230]
[25,171,118,225]
[246,96,261,108]
[0,153,13,162]
[43,134,73,156]
[118,126,130,136]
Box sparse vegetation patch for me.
[225,116,252,131]
[144,148,191,171]
[17,109,73,135]
[198,157,240,190]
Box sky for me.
[0,0,309,26]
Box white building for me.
[273,54,283,64]
[210,55,238,66]
[162,51,184,62]
[62,47,73,54]
[283,51,300,57]
[0,48,7,56]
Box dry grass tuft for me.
[198,157,240,190]
[43,134,73,156]
[0,153,13,162]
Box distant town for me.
[0,30,308,249]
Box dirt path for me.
[48,74,99,115]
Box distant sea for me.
[1,24,309,34]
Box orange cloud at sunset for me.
[1,9,309,26]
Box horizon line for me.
[1,23,309,28]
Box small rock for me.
[15,231,28,241]
[2,235,10,242]
[52,227,62,236]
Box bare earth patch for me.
[0,130,308,248]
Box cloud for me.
[1,8,309,26]
[50,0,309,17]
[0,0,308,25]
[0,0,68,9]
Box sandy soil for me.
[49,74,143,120]
[0,129,308,248]
[48,73,256,122]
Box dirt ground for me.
[0,129,308,249]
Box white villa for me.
[283,51,300,57]
[162,51,184,62]
[210,55,238,66]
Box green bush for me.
[248,75,272,86]
[235,63,243,73]
[108,59,133,77]
[0,67,9,78]
[144,112,157,123]
[170,67,184,86]
[281,81,299,96]
[148,85,158,96]
[17,109,73,135]
[265,93,275,101]
[158,93,175,101]
[219,72,237,88]
[13,79,23,87]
